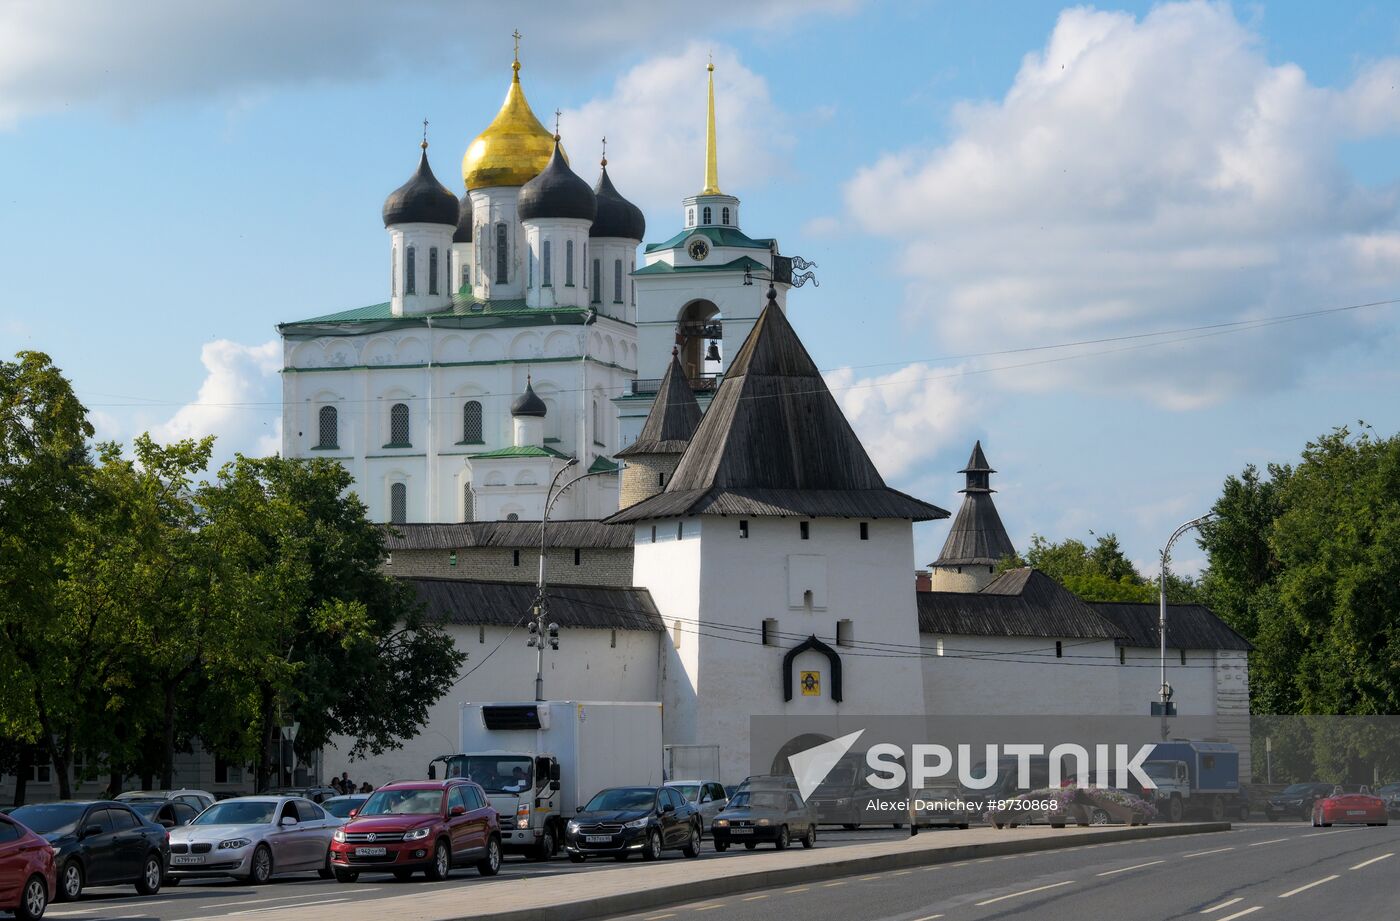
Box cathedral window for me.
[1119,647,1126,665]
[462,400,483,443]
[613,259,623,303]
[389,402,410,446]
[316,405,338,449]
[592,399,603,446]
[463,483,475,522]
[513,549,520,566]
[391,247,398,297]
[721,207,730,225]
[687,207,695,227]
[542,240,552,286]
[676,522,683,540]
[565,240,575,285]
[582,243,587,287]
[1180,649,1187,665]
[405,246,417,295]
[592,259,601,303]
[702,206,712,224]
[495,223,508,284]
[389,482,407,524]
[429,247,439,295]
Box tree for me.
[1200,426,1400,717]
[1000,532,1199,603]
[199,455,465,789]
[0,352,94,799]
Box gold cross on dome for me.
[513,30,521,62]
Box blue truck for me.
[1143,740,1245,822]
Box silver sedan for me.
[167,796,336,884]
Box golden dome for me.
[462,61,564,190]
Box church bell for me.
[705,340,721,362]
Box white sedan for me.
[167,796,337,884]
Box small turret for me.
[617,349,702,507]
[511,375,548,447]
[929,441,1017,592]
[520,136,596,309]
[383,131,458,316]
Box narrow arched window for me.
[565,240,575,285]
[613,259,623,302]
[405,246,417,295]
[463,484,475,522]
[391,247,398,297]
[592,399,603,445]
[389,482,407,524]
[687,207,695,227]
[428,247,439,295]
[495,223,508,284]
[317,405,338,449]
[542,240,552,286]
[702,206,712,224]
[528,243,533,288]
[582,243,587,288]
[592,259,601,303]
[462,400,483,443]
[389,402,410,446]
[721,207,730,225]
[461,260,470,290]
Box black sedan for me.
[1266,783,1335,821]
[8,801,168,901]
[564,786,701,862]
[712,790,817,851]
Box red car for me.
[1311,785,1389,827]
[329,779,500,882]
[0,813,56,921]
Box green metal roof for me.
[279,294,602,338]
[588,456,620,473]
[467,445,573,460]
[643,226,773,254]
[632,255,768,277]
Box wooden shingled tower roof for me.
[607,289,949,523]
[933,441,1017,566]
[615,350,702,458]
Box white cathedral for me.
[273,46,1252,790]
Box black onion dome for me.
[452,193,473,243]
[511,378,548,417]
[383,150,459,227]
[590,166,646,240]
[518,142,596,223]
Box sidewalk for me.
[251,822,1229,921]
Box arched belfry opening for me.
[677,299,722,381]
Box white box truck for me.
[428,701,663,859]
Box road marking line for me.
[1278,874,1339,898]
[1350,852,1393,870]
[694,904,726,911]
[1096,859,1165,876]
[1200,897,1242,913]
[785,886,810,893]
[909,915,944,921]
[1215,908,1262,921]
[1302,829,1348,837]
[228,897,351,915]
[859,874,882,881]
[1184,846,1235,858]
[1247,837,1288,846]
[891,869,912,876]
[741,895,768,901]
[824,881,847,887]
[974,880,1074,906]
[644,913,677,919]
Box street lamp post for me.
[531,459,617,701]
[1156,513,1215,727]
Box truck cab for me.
[435,752,561,858]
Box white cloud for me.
[0,0,856,127]
[844,1,1400,409]
[558,45,792,223]
[152,339,281,466]
[825,362,982,480]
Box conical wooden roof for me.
[935,441,1015,566]
[607,291,949,522]
[616,352,703,457]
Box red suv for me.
[329,779,500,882]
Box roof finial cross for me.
[600,135,607,167]
[421,118,429,151]
[512,29,522,75]
[553,108,561,141]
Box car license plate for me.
[585,835,612,843]
[355,847,387,856]
[1347,810,1367,816]
[171,855,204,865]
[731,828,754,835]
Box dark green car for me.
[711,790,817,851]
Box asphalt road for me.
[43,826,913,921]
[604,821,1400,921]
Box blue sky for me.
[3,0,1399,575]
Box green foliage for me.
[1202,427,1400,717]
[999,532,1199,603]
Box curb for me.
[473,822,1231,921]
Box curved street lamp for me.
[1156,513,1215,721]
